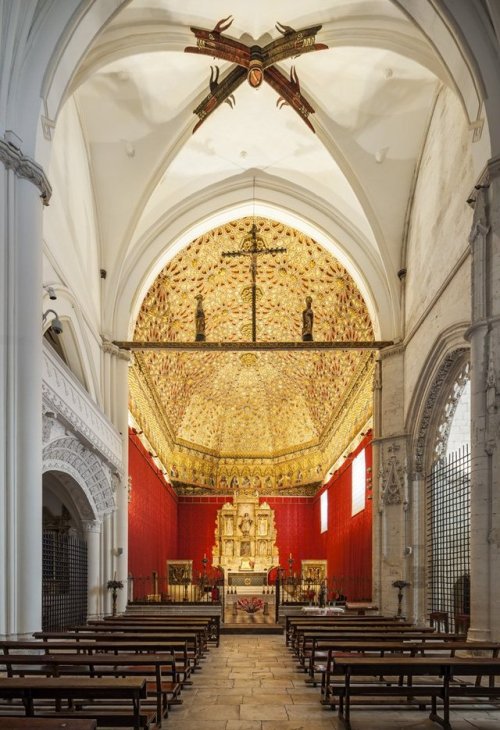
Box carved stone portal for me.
[212,491,279,573]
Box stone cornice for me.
[0,138,52,205]
[42,342,123,472]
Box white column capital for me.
[0,137,52,205]
[82,519,102,535]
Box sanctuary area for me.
[2,0,500,670]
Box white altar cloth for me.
[301,606,345,615]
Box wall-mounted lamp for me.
[42,309,63,334]
[114,547,124,556]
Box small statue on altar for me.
[302,295,314,341]
[239,512,253,535]
[195,294,206,341]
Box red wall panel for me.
[128,431,178,594]
[177,497,229,577]
[317,433,373,601]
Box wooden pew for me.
[321,640,500,699]
[33,631,202,672]
[286,618,416,648]
[328,655,500,729]
[1,640,192,687]
[0,652,181,726]
[97,615,221,646]
[0,721,96,730]
[33,631,203,671]
[285,615,407,645]
[293,627,441,664]
[0,677,149,729]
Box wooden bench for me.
[0,652,181,726]
[0,677,150,730]
[0,720,97,729]
[285,615,407,646]
[328,656,500,729]
[33,631,202,673]
[294,628,445,666]
[97,615,221,646]
[321,641,500,699]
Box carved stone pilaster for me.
[378,438,407,510]
[0,137,52,204]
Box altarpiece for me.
[212,491,279,577]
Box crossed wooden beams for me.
[185,16,327,133]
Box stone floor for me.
[167,635,500,729]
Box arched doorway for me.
[42,471,88,630]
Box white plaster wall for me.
[403,87,473,420]
[404,86,474,338]
[43,98,101,332]
[42,97,103,402]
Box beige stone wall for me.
[404,86,474,418]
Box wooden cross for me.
[222,223,286,342]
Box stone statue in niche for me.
[258,517,268,536]
[302,296,314,341]
[239,512,253,535]
[195,294,206,341]
[224,540,233,556]
[258,540,267,557]
[225,516,233,535]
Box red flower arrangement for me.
[237,597,265,613]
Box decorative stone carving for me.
[379,440,406,509]
[43,341,123,472]
[414,349,468,474]
[0,137,52,204]
[212,491,279,573]
[43,436,116,520]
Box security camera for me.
[42,309,63,335]
[50,316,63,335]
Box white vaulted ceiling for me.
[50,0,457,490]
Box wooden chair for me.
[455,613,470,634]
[429,610,449,633]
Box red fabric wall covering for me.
[316,433,373,601]
[178,495,321,574]
[263,497,320,570]
[128,431,178,591]
[177,496,229,577]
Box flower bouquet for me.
[237,596,265,613]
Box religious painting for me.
[167,559,192,585]
[301,559,327,584]
[240,541,251,557]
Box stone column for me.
[83,520,102,619]
[467,158,500,641]
[0,136,51,636]
[372,346,410,617]
[102,341,130,614]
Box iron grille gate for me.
[42,530,88,631]
[426,446,470,632]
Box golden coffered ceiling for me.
[129,217,374,493]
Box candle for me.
[204,553,206,559]
[113,570,117,580]
[289,553,292,560]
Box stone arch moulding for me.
[113,178,397,342]
[407,328,470,478]
[43,436,116,524]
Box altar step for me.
[221,623,283,635]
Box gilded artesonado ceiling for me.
[129,218,374,495]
